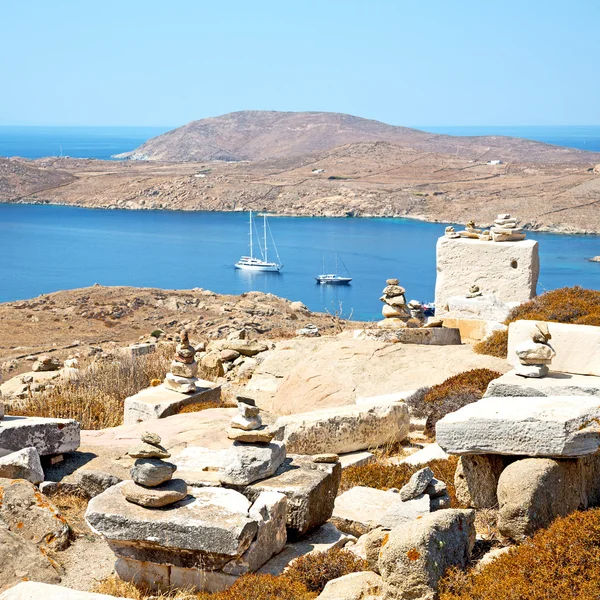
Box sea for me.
[0,125,598,319]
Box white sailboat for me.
[315,252,352,284]
[235,211,283,272]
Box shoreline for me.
[4,199,600,237]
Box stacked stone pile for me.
[378,279,411,329]
[459,220,481,239]
[514,322,555,378]
[164,330,198,393]
[466,284,482,298]
[490,213,526,242]
[407,299,425,322]
[398,466,452,511]
[123,432,188,508]
[228,396,275,443]
[444,226,460,239]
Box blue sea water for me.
[0,204,598,319]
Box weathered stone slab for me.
[0,416,80,457]
[276,402,409,455]
[0,582,126,599]
[331,486,430,536]
[246,458,341,538]
[85,484,258,567]
[485,370,600,398]
[435,236,539,317]
[171,441,286,487]
[352,327,462,345]
[436,396,600,457]
[0,447,44,484]
[507,320,600,376]
[123,381,220,425]
[399,443,449,466]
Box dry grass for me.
[439,508,600,600]
[176,400,236,414]
[474,286,600,357]
[406,369,501,436]
[341,456,460,507]
[13,345,172,429]
[95,548,369,599]
[51,492,90,537]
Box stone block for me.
[331,486,430,537]
[245,459,341,538]
[485,370,600,398]
[0,582,124,599]
[123,381,220,425]
[276,402,409,455]
[435,236,539,317]
[115,557,170,590]
[436,396,600,457]
[0,416,80,457]
[441,317,506,342]
[353,327,461,345]
[445,294,511,322]
[317,571,383,600]
[399,443,449,466]
[86,484,259,568]
[0,447,44,484]
[507,320,600,376]
[454,454,506,508]
[379,509,476,600]
[169,566,237,593]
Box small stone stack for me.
[407,300,425,323]
[444,226,460,239]
[490,214,526,242]
[459,221,481,239]
[466,284,482,298]
[227,396,274,443]
[514,322,556,378]
[123,432,188,508]
[378,279,411,329]
[164,330,198,393]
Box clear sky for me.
[1,0,598,127]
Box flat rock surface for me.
[485,370,600,398]
[0,416,80,457]
[85,483,257,557]
[331,486,430,536]
[247,338,508,415]
[436,396,600,457]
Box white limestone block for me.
[508,320,600,376]
[0,416,80,457]
[435,236,539,317]
[445,294,511,322]
[436,396,600,457]
[485,370,600,398]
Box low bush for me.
[439,508,600,600]
[407,369,501,435]
[341,457,459,507]
[284,548,369,594]
[474,286,600,357]
[13,346,172,429]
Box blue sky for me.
[1,0,598,127]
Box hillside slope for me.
[0,158,74,200]
[116,110,600,165]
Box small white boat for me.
[315,253,352,285]
[235,211,283,272]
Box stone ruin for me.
[164,329,199,393]
[513,321,555,378]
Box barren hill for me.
[116,110,600,165]
[0,157,74,200]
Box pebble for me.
[127,442,171,459]
[121,479,188,508]
[141,432,162,446]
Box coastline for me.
[5,198,600,236]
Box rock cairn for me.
[514,322,556,378]
[123,432,188,508]
[164,330,198,393]
[378,279,411,329]
[444,226,460,239]
[459,220,481,239]
[407,300,425,323]
[227,396,274,443]
[490,213,526,242]
[466,284,482,298]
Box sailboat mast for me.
[335,252,339,275]
[249,211,253,259]
[263,214,268,263]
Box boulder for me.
[221,441,286,486]
[199,353,225,380]
[379,509,476,600]
[76,470,122,498]
[0,478,70,551]
[245,459,341,538]
[0,416,80,456]
[32,356,61,372]
[507,320,600,377]
[364,527,389,573]
[435,236,539,317]
[317,571,383,600]
[497,458,583,541]
[436,396,600,457]
[211,340,268,357]
[223,492,287,575]
[130,458,177,487]
[399,467,434,501]
[276,402,409,455]
[0,530,60,592]
[0,447,44,484]
[454,455,506,508]
[331,486,430,537]
[0,582,125,599]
